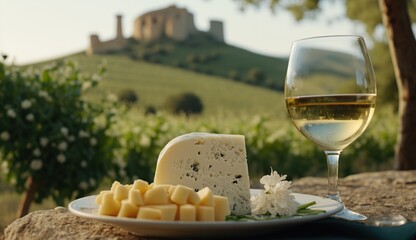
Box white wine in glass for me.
[285,35,377,221]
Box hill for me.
[65,53,286,117]
[24,34,360,117]
[105,33,288,90]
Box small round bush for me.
[245,67,266,85]
[165,92,204,116]
[118,89,138,107]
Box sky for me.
[0,0,361,65]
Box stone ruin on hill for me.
[86,5,224,55]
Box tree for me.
[378,0,416,169]
[237,0,416,170]
[118,89,139,107]
[0,60,118,217]
[165,92,204,116]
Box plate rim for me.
[68,190,343,236]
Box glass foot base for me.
[333,206,367,221]
[326,193,367,221]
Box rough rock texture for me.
[3,207,139,240]
[2,170,416,240]
[291,170,416,222]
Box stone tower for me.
[208,20,224,42]
[116,15,124,39]
[86,15,128,55]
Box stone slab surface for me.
[2,170,415,240]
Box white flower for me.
[21,100,32,109]
[7,109,16,118]
[107,93,117,102]
[89,137,97,146]
[140,135,151,147]
[57,154,66,163]
[119,169,126,177]
[1,161,9,174]
[30,159,43,170]
[89,178,96,187]
[58,141,67,151]
[251,168,300,217]
[26,114,34,121]
[79,181,88,190]
[38,91,52,102]
[132,127,141,134]
[33,148,41,157]
[91,73,101,82]
[68,135,75,142]
[40,137,49,147]
[38,90,48,98]
[82,81,92,91]
[1,131,10,141]
[260,170,292,193]
[78,130,89,138]
[80,161,87,168]
[61,127,69,136]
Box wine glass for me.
[284,35,376,221]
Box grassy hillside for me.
[125,34,288,90]
[65,53,286,117]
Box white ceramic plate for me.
[68,189,343,238]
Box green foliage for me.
[0,60,118,205]
[165,92,204,116]
[100,108,396,182]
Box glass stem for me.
[325,150,342,203]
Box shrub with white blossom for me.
[0,59,117,216]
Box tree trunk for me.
[17,176,37,218]
[378,0,416,169]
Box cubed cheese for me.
[144,185,169,205]
[179,204,196,221]
[132,179,149,193]
[147,204,178,221]
[188,191,201,205]
[213,195,230,221]
[95,190,111,205]
[118,200,139,218]
[114,184,129,201]
[197,187,214,206]
[153,132,251,215]
[170,185,193,205]
[196,206,215,222]
[137,207,162,220]
[128,189,144,206]
[98,192,120,216]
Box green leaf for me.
[225,201,326,222]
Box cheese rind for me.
[154,132,251,215]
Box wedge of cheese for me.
[153,132,251,215]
